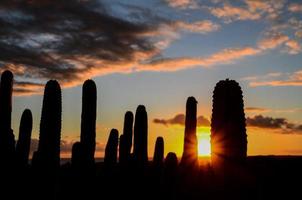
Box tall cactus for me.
[16,109,33,166]
[120,111,133,163]
[153,136,164,168]
[119,134,126,164]
[0,70,15,162]
[180,97,198,168]
[80,79,97,166]
[211,79,247,168]
[35,80,62,170]
[104,129,119,166]
[133,105,148,166]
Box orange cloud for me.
[249,70,302,87]
[208,0,285,22]
[164,0,198,9]
[285,40,302,55]
[174,20,220,34]
[257,33,289,50]
[245,107,271,113]
[139,46,260,71]
[288,3,302,12]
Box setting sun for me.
[197,128,211,157]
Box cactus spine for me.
[16,109,33,166]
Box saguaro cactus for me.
[35,80,62,169]
[104,129,119,166]
[153,136,164,168]
[71,141,83,168]
[120,111,133,163]
[0,70,15,162]
[133,105,148,166]
[211,79,247,168]
[16,109,33,166]
[180,97,198,168]
[80,79,97,166]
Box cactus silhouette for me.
[120,111,133,164]
[133,105,148,166]
[0,70,15,163]
[165,152,178,172]
[16,109,33,166]
[153,136,164,168]
[35,80,62,170]
[80,79,97,167]
[211,79,247,168]
[104,129,119,165]
[119,134,126,164]
[71,141,83,168]
[180,97,198,168]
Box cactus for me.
[35,80,62,170]
[104,129,119,166]
[71,141,83,168]
[119,111,133,164]
[180,97,198,168]
[119,134,126,164]
[16,109,33,166]
[0,70,15,162]
[211,79,247,167]
[80,79,97,166]
[153,136,164,168]
[133,105,148,166]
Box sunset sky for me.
[1,0,302,158]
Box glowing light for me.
[197,127,211,156]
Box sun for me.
[197,128,211,157]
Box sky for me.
[1,0,302,158]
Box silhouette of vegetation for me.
[80,79,97,168]
[16,109,33,167]
[180,96,198,168]
[211,79,247,171]
[104,129,119,166]
[153,136,164,168]
[119,111,133,165]
[0,71,300,200]
[33,80,62,170]
[0,70,15,165]
[133,105,148,167]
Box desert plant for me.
[35,80,62,170]
[80,79,97,166]
[16,109,33,166]
[180,97,198,168]
[133,105,148,166]
[211,79,247,168]
[104,129,119,165]
[0,70,15,162]
[153,136,164,168]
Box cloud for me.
[246,115,302,134]
[139,46,260,71]
[257,33,289,50]
[164,0,198,9]
[153,113,210,127]
[245,107,270,113]
[288,3,302,13]
[28,138,105,157]
[0,0,168,95]
[208,0,285,23]
[285,40,302,55]
[173,20,220,34]
[248,70,302,87]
